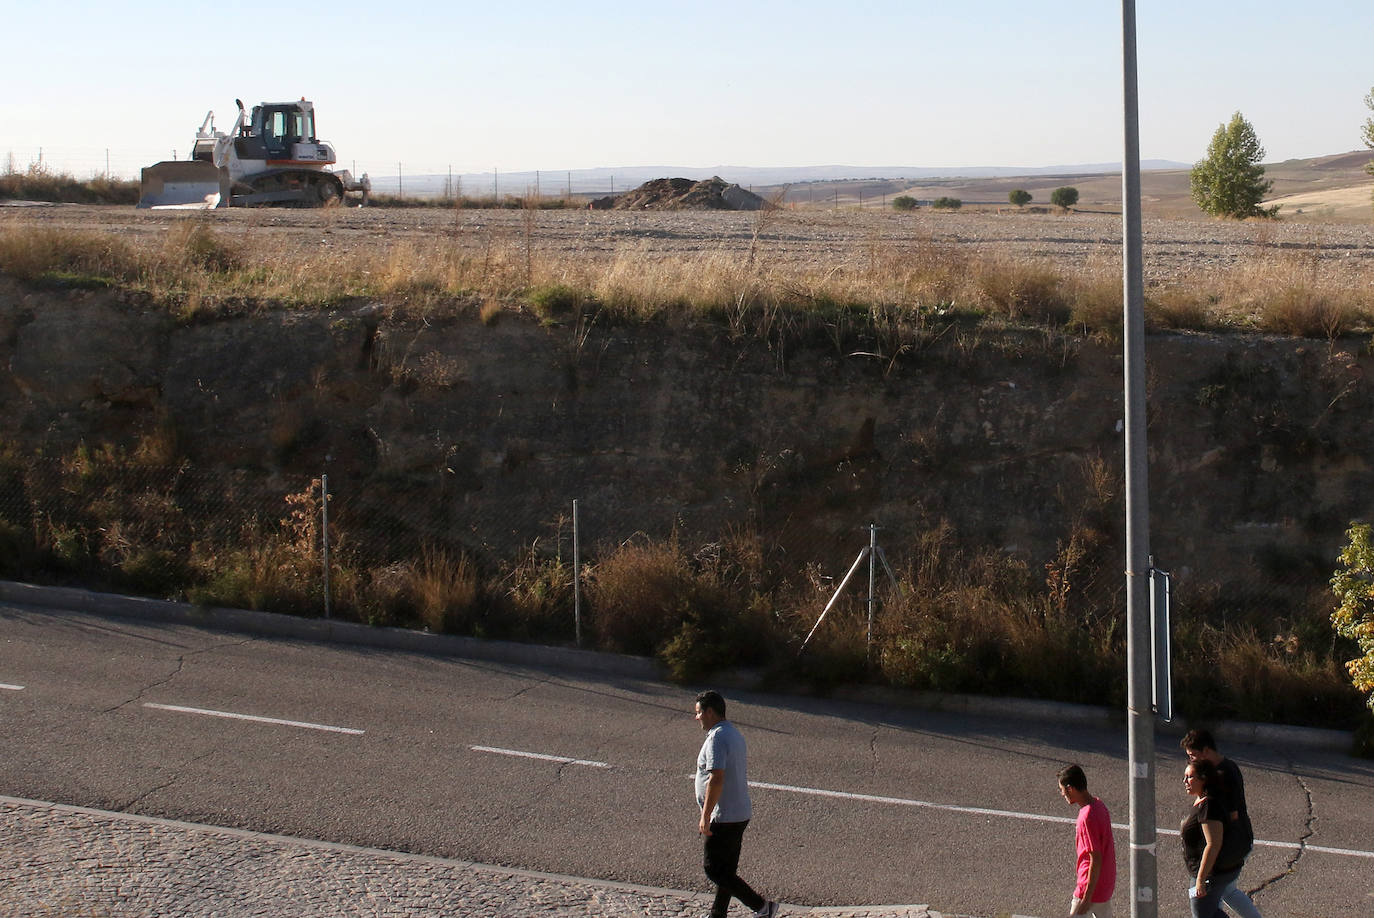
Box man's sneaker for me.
[754,902,780,918]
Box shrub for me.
[1008,189,1032,208]
[527,282,592,321]
[1050,187,1079,211]
[892,195,919,212]
[410,546,481,633]
[492,544,576,641]
[585,536,699,656]
[931,197,962,211]
[1332,522,1374,713]
[1257,283,1356,338]
[975,256,1070,323]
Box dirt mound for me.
[590,176,767,211]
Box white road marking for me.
[751,779,1077,826]
[470,745,609,768]
[142,703,364,735]
[0,683,24,691]
[749,779,1374,859]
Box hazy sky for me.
[4,1,1371,179]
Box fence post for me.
[867,523,878,660]
[320,473,331,619]
[572,498,582,647]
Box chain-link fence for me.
[0,451,1364,727]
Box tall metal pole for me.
[1121,3,1156,917]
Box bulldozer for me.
[137,98,370,209]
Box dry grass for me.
[0,446,1361,724]
[3,213,1371,341]
[0,163,138,205]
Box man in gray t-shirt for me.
[693,690,778,918]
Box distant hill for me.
[759,151,1373,222]
[367,160,1192,198]
[371,152,1372,223]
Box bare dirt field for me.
[7,201,1374,287]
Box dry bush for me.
[186,480,326,616]
[410,545,481,633]
[1066,262,1123,334]
[584,535,697,655]
[1201,252,1371,337]
[593,245,752,318]
[1211,626,1356,725]
[486,537,576,641]
[1257,282,1361,338]
[159,218,243,273]
[973,255,1071,324]
[1146,284,1218,330]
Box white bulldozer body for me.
[138,99,369,209]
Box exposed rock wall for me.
[3,277,1371,600]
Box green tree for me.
[1050,186,1079,212]
[1189,112,1278,219]
[892,195,919,211]
[1332,522,1374,713]
[932,197,962,211]
[1008,189,1032,208]
[1362,87,1374,208]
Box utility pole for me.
[1121,3,1156,917]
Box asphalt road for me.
[2,601,1371,918]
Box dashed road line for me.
[470,745,610,768]
[142,703,364,735]
[0,683,24,691]
[749,779,1374,860]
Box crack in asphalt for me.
[117,748,218,814]
[100,636,256,714]
[1249,769,1316,896]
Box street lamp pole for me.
[1120,3,1157,917]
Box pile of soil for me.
[589,176,766,211]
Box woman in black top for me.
[1181,759,1244,918]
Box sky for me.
[4,0,1372,182]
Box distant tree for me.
[1050,186,1080,212]
[932,197,962,211]
[892,195,919,212]
[1363,87,1374,209]
[1189,112,1278,219]
[1008,189,1032,208]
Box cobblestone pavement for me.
[1,797,935,918]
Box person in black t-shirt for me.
[1181,729,1262,918]
[1181,759,1243,918]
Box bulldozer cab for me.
[252,103,316,159]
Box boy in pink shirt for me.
[1058,764,1117,918]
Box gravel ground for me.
[5,203,1374,285]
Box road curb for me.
[0,579,1354,753]
[0,579,660,680]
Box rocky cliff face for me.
[4,276,1371,606]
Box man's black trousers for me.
[703,819,764,916]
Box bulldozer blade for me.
[137,161,228,209]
